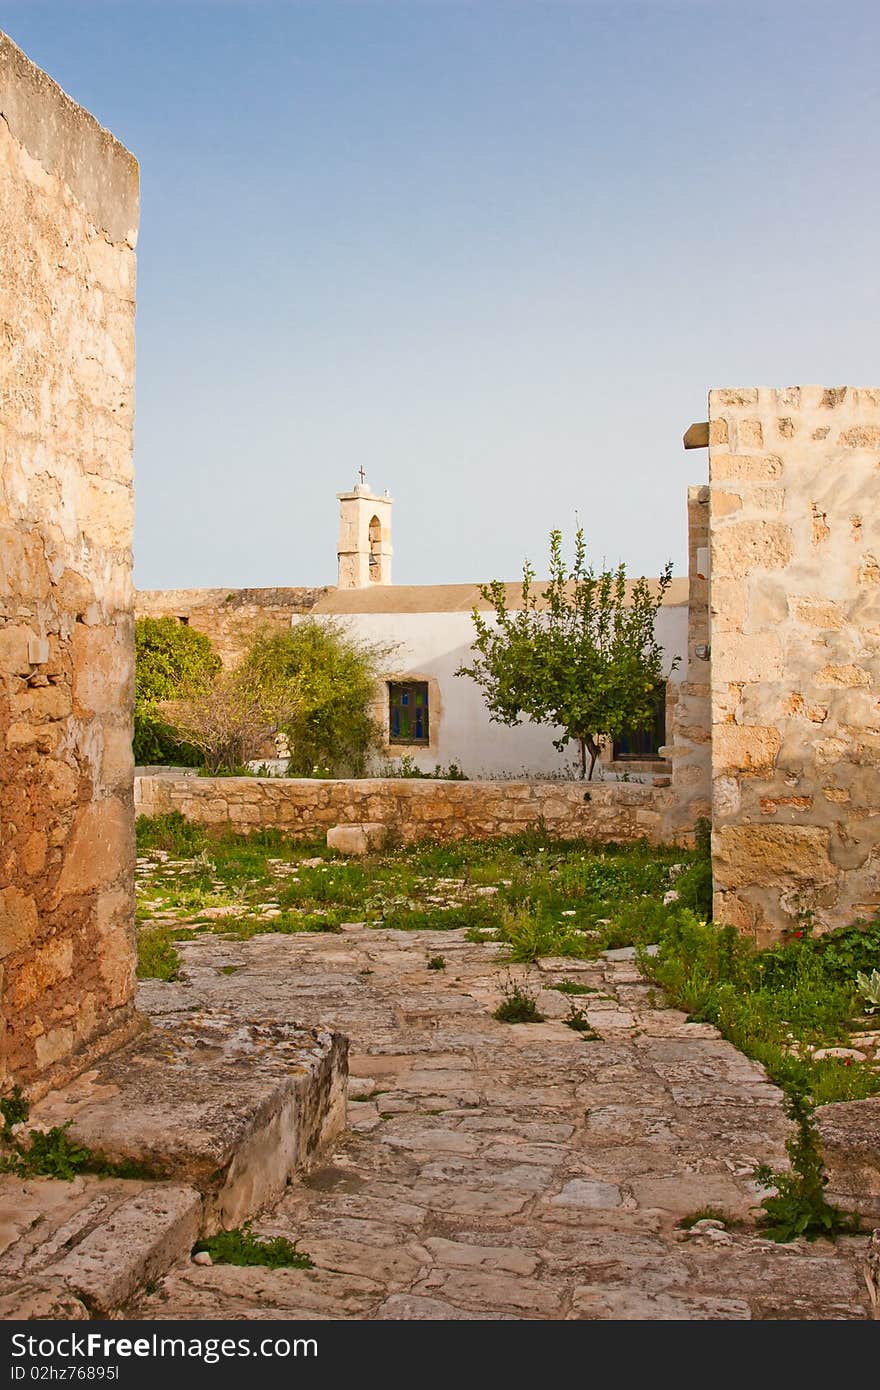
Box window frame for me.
[612,685,668,761]
[387,679,430,746]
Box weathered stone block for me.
[711,453,782,482]
[816,1098,880,1219]
[327,822,389,855]
[713,724,781,775]
[713,824,835,888]
[711,520,793,578]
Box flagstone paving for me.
[130,925,872,1320]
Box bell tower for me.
[337,472,393,589]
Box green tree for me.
[133,617,221,765]
[240,620,388,776]
[457,528,677,779]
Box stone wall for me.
[708,386,880,942]
[135,588,330,667]
[0,34,139,1095]
[136,774,675,846]
[667,486,712,839]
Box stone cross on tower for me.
[336,478,393,589]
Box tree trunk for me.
[585,735,600,781]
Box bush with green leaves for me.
[240,620,388,777]
[134,617,221,765]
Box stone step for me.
[0,1178,201,1318]
[30,1001,348,1234]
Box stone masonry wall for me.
[667,485,712,839]
[708,386,880,942]
[135,588,331,667]
[136,775,675,846]
[0,34,139,1095]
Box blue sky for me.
[4,1,879,589]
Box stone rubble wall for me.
[134,588,331,668]
[136,775,675,846]
[0,34,139,1095]
[667,485,712,839]
[708,386,880,942]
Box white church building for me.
[303,479,689,780]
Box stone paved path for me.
[131,925,871,1320]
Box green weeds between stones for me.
[753,1091,863,1243]
[563,1004,600,1038]
[427,955,446,970]
[193,1225,312,1269]
[492,976,544,1024]
[637,908,880,1241]
[0,1089,161,1182]
[133,813,878,1242]
[135,816,698,974]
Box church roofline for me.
[312,577,689,616]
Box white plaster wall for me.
[294,606,688,779]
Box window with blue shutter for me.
[388,681,430,745]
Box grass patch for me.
[549,980,597,995]
[137,928,181,982]
[135,816,704,966]
[639,912,880,1106]
[193,1224,312,1269]
[381,902,498,933]
[427,955,446,970]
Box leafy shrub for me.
[241,621,388,777]
[134,617,220,765]
[161,667,299,776]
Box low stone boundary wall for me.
[135,774,675,845]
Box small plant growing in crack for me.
[427,955,446,970]
[549,980,596,996]
[193,1223,312,1269]
[753,1089,863,1242]
[493,974,544,1023]
[0,1088,162,1182]
[564,1003,600,1038]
